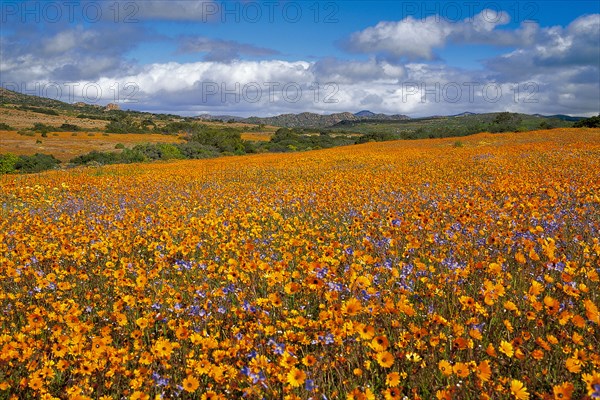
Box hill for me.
[244,111,410,128]
[328,111,579,139]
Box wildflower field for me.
[1,128,599,400]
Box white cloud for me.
[345,9,530,60]
[26,56,593,118]
[1,9,598,118]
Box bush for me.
[0,153,19,174]
[176,142,220,159]
[574,115,600,128]
[32,123,52,134]
[157,143,184,160]
[60,123,81,131]
[490,112,523,133]
[115,143,126,149]
[190,127,245,153]
[15,153,61,173]
[18,106,58,116]
[70,151,120,166]
[0,122,14,130]
[105,116,147,133]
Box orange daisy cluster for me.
[0,128,599,399]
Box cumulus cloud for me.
[0,6,597,117]
[1,24,147,82]
[310,57,405,84]
[177,36,279,61]
[344,9,533,60]
[24,55,593,118]
[484,14,600,80]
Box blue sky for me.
[1,1,599,117]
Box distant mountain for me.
[451,112,478,117]
[195,114,245,122]
[354,110,376,117]
[532,114,585,122]
[244,111,410,128]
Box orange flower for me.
[383,388,402,400]
[342,298,362,316]
[510,379,530,400]
[182,376,199,393]
[376,351,394,368]
[499,340,514,358]
[438,360,452,376]
[386,372,401,387]
[452,362,470,378]
[371,335,389,351]
[544,296,560,315]
[286,367,306,387]
[565,357,582,373]
[553,382,574,400]
[153,338,173,359]
[476,360,491,382]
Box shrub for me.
[70,151,120,166]
[0,153,19,174]
[32,123,53,134]
[60,123,81,131]
[574,115,600,128]
[14,153,61,173]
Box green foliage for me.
[60,123,81,131]
[190,126,245,154]
[489,112,523,132]
[77,114,112,121]
[266,128,356,152]
[0,122,14,130]
[70,151,121,166]
[14,153,61,173]
[105,116,148,134]
[155,121,199,135]
[71,141,220,167]
[115,143,126,149]
[32,123,52,134]
[176,142,220,159]
[573,115,600,128]
[0,153,19,174]
[18,105,58,115]
[355,131,398,143]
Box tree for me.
[574,115,600,128]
